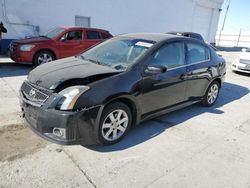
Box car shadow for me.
[86,82,249,152]
[0,63,32,77]
[234,71,250,77]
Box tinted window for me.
[187,43,210,64]
[62,30,82,40]
[86,31,101,39]
[149,42,185,69]
[101,32,111,39]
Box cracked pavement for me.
[0,52,250,188]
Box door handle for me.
[207,66,212,71]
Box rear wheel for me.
[33,50,55,66]
[98,102,132,145]
[201,80,220,107]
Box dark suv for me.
[20,33,226,145]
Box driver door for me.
[58,30,84,58]
[141,41,188,115]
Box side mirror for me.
[145,65,167,75]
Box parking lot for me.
[0,52,250,188]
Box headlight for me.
[19,44,35,51]
[57,86,90,110]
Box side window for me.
[61,30,82,41]
[187,43,210,64]
[149,42,185,69]
[101,32,111,39]
[86,30,101,39]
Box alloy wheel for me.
[207,83,219,104]
[101,109,129,141]
[37,53,53,64]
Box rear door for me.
[141,41,187,115]
[83,29,103,50]
[58,29,84,58]
[185,41,213,99]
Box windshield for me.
[42,27,66,39]
[81,37,155,70]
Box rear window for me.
[86,31,101,39]
[187,43,210,64]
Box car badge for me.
[29,88,36,97]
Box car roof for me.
[167,31,205,42]
[118,33,185,42]
[59,26,110,32]
[167,31,201,35]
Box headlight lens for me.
[19,44,35,51]
[57,86,90,110]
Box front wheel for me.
[201,80,220,107]
[33,50,55,66]
[98,102,132,145]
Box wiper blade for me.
[87,59,101,65]
[81,56,101,65]
[112,63,127,70]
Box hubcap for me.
[38,53,53,64]
[207,84,219,104]
[102,109,129,141]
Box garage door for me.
[75,16,90,27]
[192,5,213,41]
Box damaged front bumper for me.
[20,83,102,145]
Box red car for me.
[9,27,112,66]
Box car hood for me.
[238,52,250,60]
[28,56,121,90]
[14,36,51,44]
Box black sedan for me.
[20,33,226,145]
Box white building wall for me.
[0,0,223,43]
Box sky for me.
[218,0,250,31]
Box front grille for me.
[21,81,49,104]
[240,59,250,65]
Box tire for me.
[98,102,132,145]
[33,50,55,66]
[201,80,220,107]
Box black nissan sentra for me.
[20,33,226,145]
